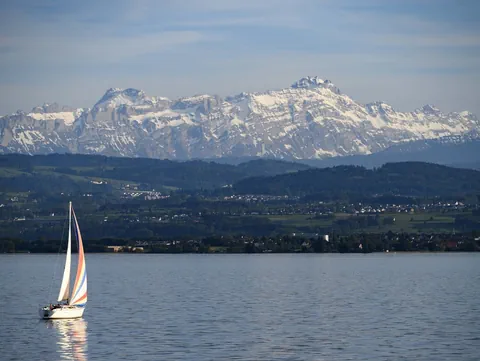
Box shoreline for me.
[2,250,478,255]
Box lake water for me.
[1,253,479,361]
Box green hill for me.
[0,153,310,193]
[233,162,480,199]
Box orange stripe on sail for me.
[71,208,85,296]
[72,246,84,294]
[73,292,87,305]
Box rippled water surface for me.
[1,253,479,360]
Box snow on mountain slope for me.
[94,88,170,110]
[1,77,479,160]
[20,102,84,126]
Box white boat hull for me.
[39,305,85,319]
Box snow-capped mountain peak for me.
[459,110,474,117]
[31,102,75,114]
[366,101,395,115]
[421,104,440,114]
[94,87,150,109]
[19,102,83,126]
[1,77,478,160]
[291,76,340,94]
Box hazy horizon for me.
[1,0,479,115]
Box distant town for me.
[2,186,474,223]
[1,154,479,250]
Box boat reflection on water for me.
[46,318,88,361]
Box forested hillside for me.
[0,154,310,192]
[233,162,480,199]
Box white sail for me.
[57,202,72,302]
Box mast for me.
[57,201,72,302]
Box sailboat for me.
[40,202,87,319]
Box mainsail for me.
[57,202,72,302]
[69,207,87,306]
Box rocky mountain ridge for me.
[1,76,478,160]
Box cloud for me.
[0,31,213,67]
[374,34,480,48]
[0,0,479,116]
[160,0,309,12]
[172,15,308,30]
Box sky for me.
[0,0,479,115]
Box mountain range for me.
[1,76,479,162]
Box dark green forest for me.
[0,153,310,191]
[234,162,480,198]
